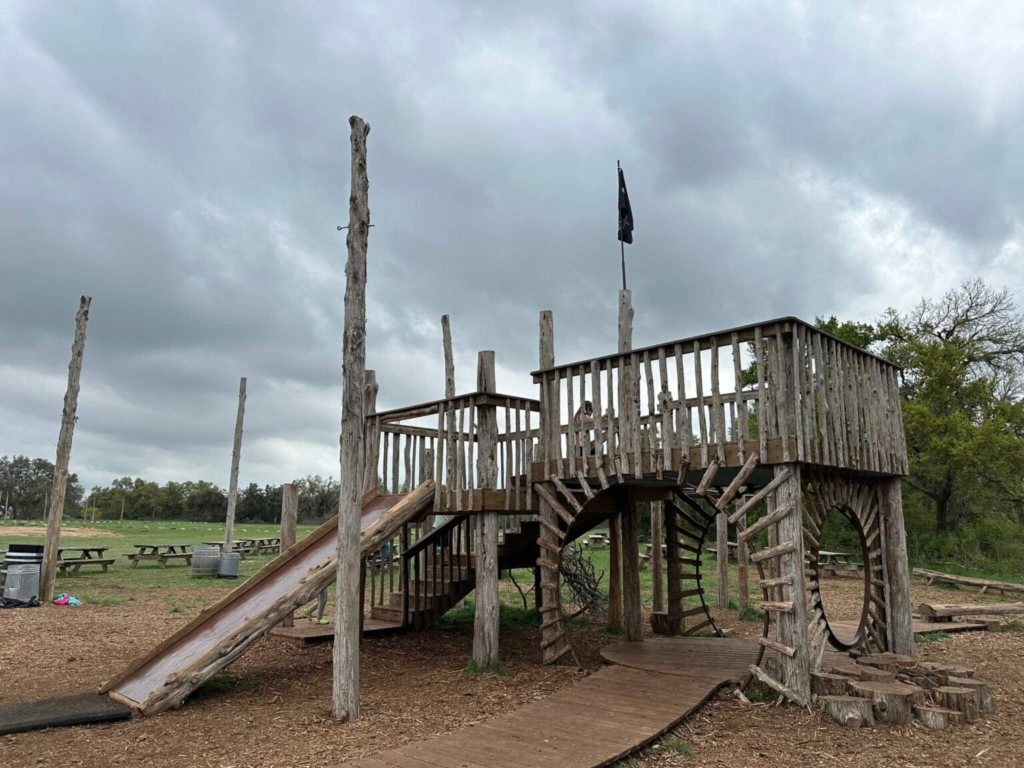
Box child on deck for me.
[303,588,328,625]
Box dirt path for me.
[1,578,1020,768]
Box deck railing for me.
[531,317,906,477]
[365,393,541,512]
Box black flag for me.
[617,166,633,244]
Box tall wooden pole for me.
[537,311,564,660]
[442,315,455,399]
[39,295,91,603]
[473,351,500,667]
[621,488,643,641]
[608,289,632,631]
[279,483,299,627]
[223,377,247,552]
[333,115,370,722]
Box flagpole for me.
[618,160,627,291]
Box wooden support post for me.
[717,507,729,609]
[279,483,299,627]
[608,289,631,629]
[651,501,664,612]
[665,502,683,635]
[39,295,91,604]
[880,477,914,655]
[773,464,811,702]
[333,114,370,722]
[737,502,749,611]
[473,351,500,668]
[608,516,623,631]
[223,376,247,552]
[621,488,643,641]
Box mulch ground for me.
[1,577,1022,768]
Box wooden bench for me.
[918,602,1024,621]
[913,568,1024,596]
[58,558,115,574]
[126,553,193,568]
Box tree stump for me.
[812,672,852,697]
[828,661,866,679]
[856,664,896,683]
[858,653,916,673]
[919,662,974,683]
[914,705,965,730]
[934,686,979,723]
[817,695,874,728]
[848,681,926,725]
[946,678,993,714]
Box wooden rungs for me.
[729,468,793,524]
[760,601,794,614]
[715,452,759,510]
[575,471,596,500]
[540,580,560,591]
[759,575,794,590]
[535,483,575,526]
[749,541,796,564]
[542,643,573,666]
[738,503,794,542]
[540,630,567,650]
[538,604,559,614]
[549,475,584,514]
[537,539,561,555]
[695,460,720,496]
[539,616,562,632]
[538,516,565,541]
[758,636,796,658]
[682,619,714,636]
[748,664,808,708]
[536,558,560,571]
[595,464,610,490]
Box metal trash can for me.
[217,551,241,579]
[191,545,221,577]
[2,545,44,597]
[4,564,41,601]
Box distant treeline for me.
[0,457,339,525]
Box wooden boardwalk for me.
[334,638,759,768]
[269,618,402,647]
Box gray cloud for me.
[2,1,1022,489]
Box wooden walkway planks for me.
[334,638,758,768]
[268,618,402,647]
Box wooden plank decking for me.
[269,618,402,647]
[334,638,758,768]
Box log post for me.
[737,500,749,610]
[651,501,663,612]
[279,483,299,627]
[223,377,247,552]
[444,316,458,507]
[774,463,811,702]
[621,488,643,641]
[333,114,370,722]
[39,295,91,603]
[880,477,914,656]
[717,508,729,609]
[608,289,632,629]
[473,351,500,667]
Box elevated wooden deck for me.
[333,638,758,768]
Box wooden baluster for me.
[731,332,746,463]
[693,340,709,467]
[567,366,577,478]
[435,404,445,511]
[381,431,390,493]
[711,336,725,465]
[791,325,805,462]
[579,364,587,471]
[505,400,512,510]
[591,361,605,472]
[674,343,690,477]
[755,327,767,459]
[630,351,643,477]
[391,430,400,495]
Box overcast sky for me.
[2,1,1022,491]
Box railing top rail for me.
[402,515,464,559]
[374,391,540,424]
[530,316,900,381]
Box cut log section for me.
[817,695,874,728]
[946,677,995,714]
[858,653,916,673]
[914,705,965,730]
[847,681,926,725]
[934,686,979,723]
[811,672,852,697]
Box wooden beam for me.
[39,295,91,604]
[223,377,247,553]
[278,483,298,628]
[333,114,370,722]
[473,351,500,668]
[621,489,643,642]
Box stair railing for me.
[400,514,474,630]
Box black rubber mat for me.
[0,692,132,735]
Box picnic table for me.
[818,550,858,576]
[254,537,281,555]
[707,542,739,561]
[57,546,115,574]
[203,540,257,559]
[126,544,193,568]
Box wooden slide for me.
[100,481,435,716]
